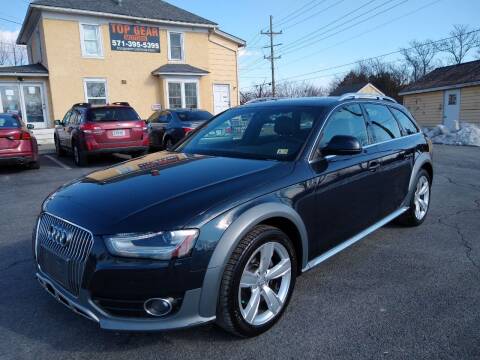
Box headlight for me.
[104,229,199,260]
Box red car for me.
[54,102,149,166]
[0,113,39,169]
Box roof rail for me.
[112,102,130,106]
[72,102,91,108]
[338,93,398,103]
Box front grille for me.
[36,213,93,296]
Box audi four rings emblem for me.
[47,225,72,246]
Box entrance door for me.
[21,84,47,129]
[443,89,460,129]
[213,84,230,114]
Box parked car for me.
[34,94,433,337]
[54,102,149,166]
[147,108,212,150]
[0,113,39,169]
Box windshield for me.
[176,111,212,122]
[86,107,141,122]
[176,106,323,161]
[0,114,20,128]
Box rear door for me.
[309,103,382,258]
[362,103,413,217]
[86,107,143,145]
[148,111,170,146]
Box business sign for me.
[109,23,160,53]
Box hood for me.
[44,151,293,234]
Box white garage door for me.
[213,84,230,115]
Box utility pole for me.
[261,16,282,97]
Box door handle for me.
[368,160,381,172]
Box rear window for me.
[86,107,141,122]
[363,103,401,143]
[390,107,419,135]
[176,111,212,122]
[0,114,20,128]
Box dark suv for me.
[147,108,212,150]
[34,95,433,337]
[54,102,149,166]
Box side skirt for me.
[302,206,409,272]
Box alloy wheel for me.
[414,175,430,220]
[238,242,291,326]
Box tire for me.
[73,143,88,167]
[396,169,431,226]
[55,136,65,157]
[216,225,297,337]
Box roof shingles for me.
[401,60,480,94]
[31,0,217,25]
[152,64,209,75]
[0,63,48,75]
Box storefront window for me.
[167,81,198,109]
[0,86,21,117]
[84,79,107,105]
[185,83,198,109]
[168,82,182,108]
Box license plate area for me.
[39,247,70,290]
[111,129,126,137]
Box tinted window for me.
[364,104,401,143]
[147,111,162,123]
[177,106,322,161]
[390,107,419,135]
[0,114,20,128]
[319,104,368,148]
[86,107,140,122]
[176,111,212,122]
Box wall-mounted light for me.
[121,80,127,84]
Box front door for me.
[443,89,460,129]
[213,84,230,115]
[309,103,381,258]
[21,84,48,129]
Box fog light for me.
[144,298,173,317]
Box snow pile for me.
[423,123,480,147]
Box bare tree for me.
[435,25,479,64]
[0,34,28,66]
[240,80,326,104]
[400,40,438,81]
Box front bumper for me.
[36,270,215,331]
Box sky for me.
[1,0,479,91]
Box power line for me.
[280,0,442,68]
[264,28,480,86]
[275,0,319,26]
[279,0,394,54]
[0,16,22,25]
[282,0,347,31]
[276,0,330,27]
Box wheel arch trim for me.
[198,202,308,318]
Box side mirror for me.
[54,120,63,127]
[27,124,34,130]
[322,135,363,156]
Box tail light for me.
[7,131,31,140]
[80,123,103,134]
[183,127,194,135]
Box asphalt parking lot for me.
[0,145,479,360]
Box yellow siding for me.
[359,84,383,95]
[460,86,480,125]
[403,91,444,127]
[207,33,239,108]
[39,18,240,122]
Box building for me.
[2,0,244,138]
[399,60,480,129]
[329,82,385,97]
